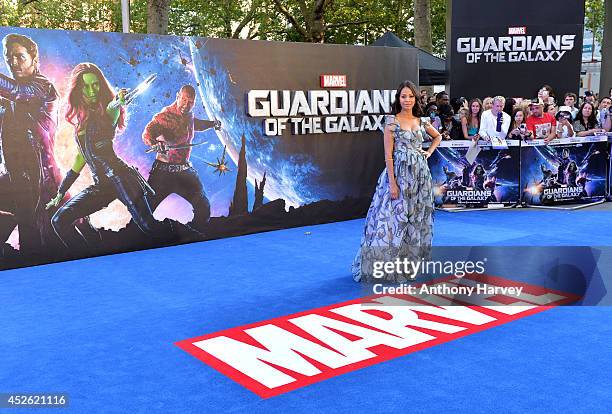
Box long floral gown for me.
[352,115,435,282]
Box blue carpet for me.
[1,210,611,413]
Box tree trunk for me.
[273,0,331,43]
[414,0,433,91]
[599,0,612,97]
[413,0,432,53]
[310,0,328,43]
[147,0,171,35]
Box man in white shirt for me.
[479,96,511,141]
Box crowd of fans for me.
[418,86,612,143]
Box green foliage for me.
[0,0,122,32]
[0,0,445,50]
[585,0,605,45]
[0,0,601,60]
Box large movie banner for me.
[426,140,520,207]
[0,26,418,270]
[608,136,612,197]
[521,137,608,206]
[448,0,584,98]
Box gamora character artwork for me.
[45,63,178,248]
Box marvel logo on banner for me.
[508,27,527,35]
[176,274,579,398]
[320,74,347,88]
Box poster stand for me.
[525,198,606,211]
[435,203,518,213]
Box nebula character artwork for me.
[566,161,578,187]
[0,33,63,254]
[142,84,221,232]
[471,164,486,190]
[46,63,170,248]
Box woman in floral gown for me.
[352,80,442,282]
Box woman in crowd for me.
[545,102,557,118]
[555,110,575,138]
[461,98,482,141]
[507,108,532,140]
[573,102,609,136]
[352,80,441,282]
[482,96,493,111]
[539,84,556,104]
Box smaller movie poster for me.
[521,136,608,205]
[427,140,520,207]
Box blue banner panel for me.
[520,136,608,205]
[427,140,521,207]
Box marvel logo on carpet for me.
[176,275,579,398]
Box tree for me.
[413,0,432,53]
[272,0,328,43]
[272,0,339,43]
[0,0,121,32]
[585,0,605,47]
[4,0,450,56]
[147,0,172,34]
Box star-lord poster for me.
[427,140,521,207]
[0,26,418,270]
[520,137,607,206]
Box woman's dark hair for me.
[391,80,422,116]
[575,102,598,129]
[438,103,454,119]
[450,97,466,113]
[503,97,516,116]
[66,62,126,130]
[541,84,556,98]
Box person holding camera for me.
[508,108,532,140]
[555,110,575,138]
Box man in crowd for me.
[584,90,596,105]
[563,92,579,119]
[526,99,556,142]
[419,89,428,106]
[478,96,510,142]
[597,96,612,131]
[436,91,450,108]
